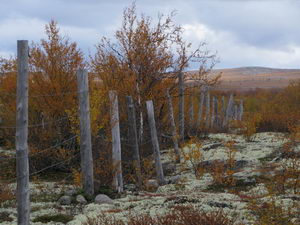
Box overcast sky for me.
[0,0,299,69]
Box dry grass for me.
[83,205,239,225]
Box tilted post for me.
[211,96,215,128]
[178,72,185,142]
[196,91,205,129]
[77,69,94,197]
[146,100,166,185]
[205,91,210,129]
[16,40,30,225]
[109,91,123,192]
[126,96,142,188]
[166,89,180,162]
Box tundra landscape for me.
[0,1,299,225]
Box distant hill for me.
[188,67,300,92]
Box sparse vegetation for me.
[32,214,73,224]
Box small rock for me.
[162,162,176,175]
[202,142,222,151]
[65,189,76,196]
[95,194,113,205]
[145,179,159,191]
[208,201,233,209]
[168,175,181,184]
[58,195,72,205]
[124,184,137,192]
[76,195,87,204]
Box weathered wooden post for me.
[16,40,30,225]
[146,100,166,185]
[234,104,238,120]
[166,89,180,162]
[205,91,210,129]
[221,96,226,126]
[126,96,142,188]
[224,94,234,127]
[178,72,185,142]
[77,69,94,197]
[196,91,205,129]
[188,93,194,135]
[211,96,215,128]
[238,100,244,121]
[214,97,219,129]
[109,91,123,192]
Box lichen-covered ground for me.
[1,132,300,225]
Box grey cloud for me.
[0,0,299,68]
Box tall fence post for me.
[205,91,210,129]
[146,100,166,185]
[188,93,194,135]
[109,91,124,193]
[196,91,205,130]
[178,72,185,142]
[126,96,142,188]
[211,96,215,128]
[77,69,94,197]
[224,94,234,127]
[238,100,244,121]
[16,40,30,225]
[213,96,219,129]
[166,89,180,162]
[221,96,226,126]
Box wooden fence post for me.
[189,93,194,135]
[224,94,234,127]
[77,69,94,197]
[205,91,210,129]
[238,100,244,121]
[109,91,124,192]
[211,96,215,128]
[196,91,205,129]
[166,89,180,162]
[221,96,226,126]
[16,40,30,225]
[214,97,219,129]
[178,72,185,142]
[234,104,238,120]
[146,100,166,185]
[126,96,142,188]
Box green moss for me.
[33,214,73,224]
[206,179,256,193]
[31,193,60,203]
[0,212,13,223]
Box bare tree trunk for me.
[166,89,180,162]
[196,91,205,130]
[136,83,144,144]
[77,69,94,197]
[178,72,185,142]
[126,96,142,189]
[205,91,210,130]
[109,91,123,193]
[16,40,30,225]
[146,100,166,185]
